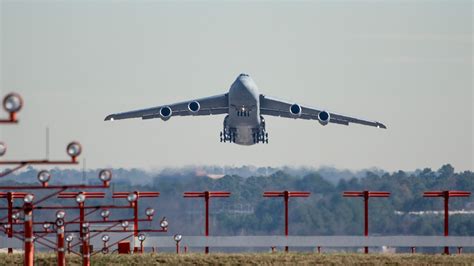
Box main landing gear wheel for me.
[220,130,235,143]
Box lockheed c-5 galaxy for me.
[105,73,386,145]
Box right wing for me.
[260,95,386,129]
[105,93,228,121]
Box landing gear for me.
[220,129,236,143]
[253,131,269,144]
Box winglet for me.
[104,114,115,121]
[377,122,387,129]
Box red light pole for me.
[174,234,182,254]
[0,192,27,253]
[55,210,66,266]
[23,194,35,266]
[58,191,105,266]
[81,223,90,266]
[113,191,160,253]
[423,190,471,255]
[184,191,231,254]
[58,192,105,237]
[263,191,310,252]
[343,190,390,254]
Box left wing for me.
[105,93,229,121]
[260,95,386,129]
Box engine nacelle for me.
[318,110,330,126]
[159,106,172,121]
[289,104,302,117]
[188,101,200,113]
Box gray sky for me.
[0,0,472,172]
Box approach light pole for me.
[57,191,105,266]
[263,190,310,252]
[183,191,231,254]
[343,190,390,254]
[55,210,66,266]
[113,191,160,253]
[137,233,146,253]
[0,192,28,253]
[57,192,105,238]
[65,234,74,254]
[23,194,35,266]
[174,234,182,254]
[423,190,471,255]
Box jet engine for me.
[188,101,200,113]
[289,104,302,117]
[159,106,172,121]
[318,110,330,126]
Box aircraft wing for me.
[105,93,229,121]
[259,95,387,129]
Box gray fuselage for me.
[225,74,263,145]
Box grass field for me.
[1,253,474,265]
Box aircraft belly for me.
[226,117,260,146]
[234,126,256,146]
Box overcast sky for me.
[0,0,472,172]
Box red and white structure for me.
[263,190,310,252]
[113,191,160,253]
[343,190,390,254]
[184,191,231,253]
[423,190,471,254]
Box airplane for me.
[105,73,386,145]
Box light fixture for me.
[24,194,34,204]
[3,93,23,113]
[56,218,65,228]
[66,141,82,160]
[100,209,110,219]
[98,169,112,183]
[138,233,146,242]
[121,220,129,230]
[43,223,51,230]
[0,142,6,157]
[101,234,110,242]
[37,170,51,186]
[173,234,182,242]
[160,217,168,229]
[11,212,20,220]
[174,234,182,254]
[75,193,85,203]
[65,234,74,242]
[145,207,155,218]
[55,208,66,228]
[127,192,138,203]
[56,210,66,219]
